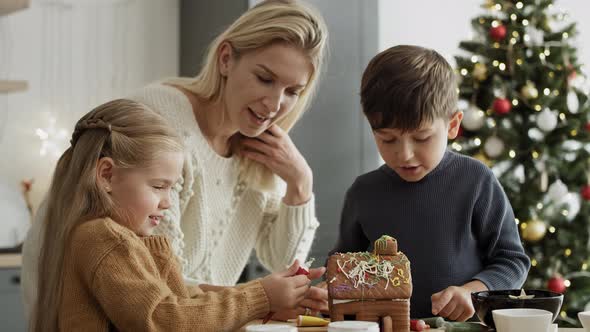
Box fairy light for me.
[563,32,569,39]
[544,49,551,56]
[565,280,571,287]
[553,90,560,96]
[510,14,517,21]
[512,99,519,106]
[492,60,499,66]
[451,142,463,151]
[583,263,588,271]
[559,113,566,120]
[534,105,542,111]
[460,68,468,75]
[561,311,567,318]
[562,209,569,217]
[531,259,538,267]
[509,150,516,158]
[523,34,530,42]
[474,138,482,146]
[479,18,486,24]
[489,119,496,127]
[510,38,517,45]
[520,222,528,230]
[539,53,546,61]
[516,59,523,65]
[565,248,572,257]
[543,88,551,95]
[499,63,506,71]
[471,56,478,63]
[515,218,520,225]
[522,19,529,26]
[516,2,523,9]
[532,151,539,159]
[494,3,502,10]
[536,202,543,209]
[549,226,556,233]
[571,129,578,136]
[493,42,500,48]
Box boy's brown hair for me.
[360,45,457,131]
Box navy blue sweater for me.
[330,150,530,318]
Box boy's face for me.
[373,112,463,182]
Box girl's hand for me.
[241,125,312,205]
[431,280,486,322]
[260,260,311,312]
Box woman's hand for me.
[241,124,313,205]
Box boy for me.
[330,45,530,321]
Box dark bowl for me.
[471,289,564,328]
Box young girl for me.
[32,99,322,332]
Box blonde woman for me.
[32,99,323,332]
[23,0,329,321]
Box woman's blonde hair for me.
[168,0,328,190]
[31,99,183,332]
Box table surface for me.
[240,320,584,331]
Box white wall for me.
[378,0,590,75]
[0,0,179,211]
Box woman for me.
[22,0,328,321]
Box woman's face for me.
[219,43,313,137]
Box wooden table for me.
[241,320,584,331]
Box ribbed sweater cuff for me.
[279,193,319,231]
[240,280,270,318]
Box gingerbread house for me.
[327,235,412,332]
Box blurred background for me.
[1,0,589,330]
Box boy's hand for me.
[431,280,487,322]
[431,286,474,322]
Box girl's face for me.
[106,151,183,236]
[219,43,313,137]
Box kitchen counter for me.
[0,254,22,268]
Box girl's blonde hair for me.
[168,0,328,190]
[32,99,183,332]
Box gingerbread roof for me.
[327,235,412,300]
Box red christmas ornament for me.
[581,185,590,201]
[585,122,590,132]
[547,275,566,293]
[493,98,512,115]
[489,25,507,41]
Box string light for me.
[563,32,569,39]
[494,3,502,10]
[479,18,486,24]
[534,105,542,111]
[499,63,506,71]
[509,150,516,158]
[543,88,551,96]
[512,99,519,106]
[516,59,523,65]
[520,222,528,230]
[471,56,478,63]
[565,248,572,257]
[510,14,517,21]
[510,38,517,45]
[548,71,555,78]
[491,20,500,28]
[536,202,543,209]
[460,68,468,75]
[559,113,566,120]
[474,138,482,146]
[522,19,529,26]
[544,49,551,56]
[451,142,463,151]
[571,129,578,136]
[565,280,571,287]
[532,151,539,159]
[523,35,530,42]
[531,259,538,266]
[553,90,560,96]
[539,53,546,61]
[549,226,556,233]
[516,2,523,9]
[561,209,569,217]
[583,263,588,271]
[493,42,500,48]
[515,218,520,225]
[492,60,499,66]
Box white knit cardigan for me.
[20,83,319,317]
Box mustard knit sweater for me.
[58,218,269,332]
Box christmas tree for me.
[453,0,590,326]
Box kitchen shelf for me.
[0,80,28,93]
[0,0,29,16]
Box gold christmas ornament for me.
[472,63,488,81]
[521,81,539,99]
[522,219,547,242]
[474,153,492,167]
